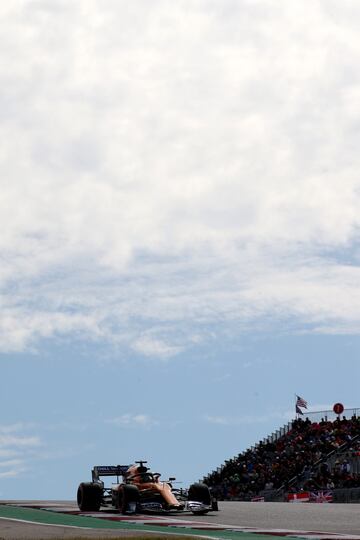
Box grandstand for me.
[203,408,360,503]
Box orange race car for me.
[77,460,217,514]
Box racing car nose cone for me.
[169,503,184,511]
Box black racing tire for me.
[117,484,140,514]
[188,482,211,505]
[188,482,211,514]
[77,482,102,511]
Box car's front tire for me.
[117,484,140,514]
[188,482,211,514]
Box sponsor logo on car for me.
[140,502,163,510]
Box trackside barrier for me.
[259,488,284,502]
[332,487,360,503]
[223,488,360,503]
[353,456,360,474]
[283,489,360,504]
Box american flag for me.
[296,405,304,415]
[296,395,308,409]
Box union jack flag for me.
[310,491,333,503]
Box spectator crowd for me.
[204,415,360,500]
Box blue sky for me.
[1,0,360,499]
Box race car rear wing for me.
[92,465,130,483]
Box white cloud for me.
[0,468,26,479]
[0,459,24,468]
[205,412,289,426]
[0,424,41,479]
[1,1,360,357]
[0,449,20,458]
[0,424,23,434]
[132,335,183,358]
[0,435,41,448]
[205,416,232,426]
[106,414,158,428]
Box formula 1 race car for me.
[77,461,217,514]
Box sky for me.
[1,0,360,500]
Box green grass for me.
[0,505,293,540]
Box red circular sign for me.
[333,403,344,415]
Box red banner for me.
[287,492,310,502]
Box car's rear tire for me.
[117,484,140,514]
[77,482,102,511]
[188,482,211,514]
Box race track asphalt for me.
[1,500,360,540]
[173,501,360,534]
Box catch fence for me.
[296,407,360,424]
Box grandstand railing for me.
[206,419,295,481]
[255,421,292,448]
